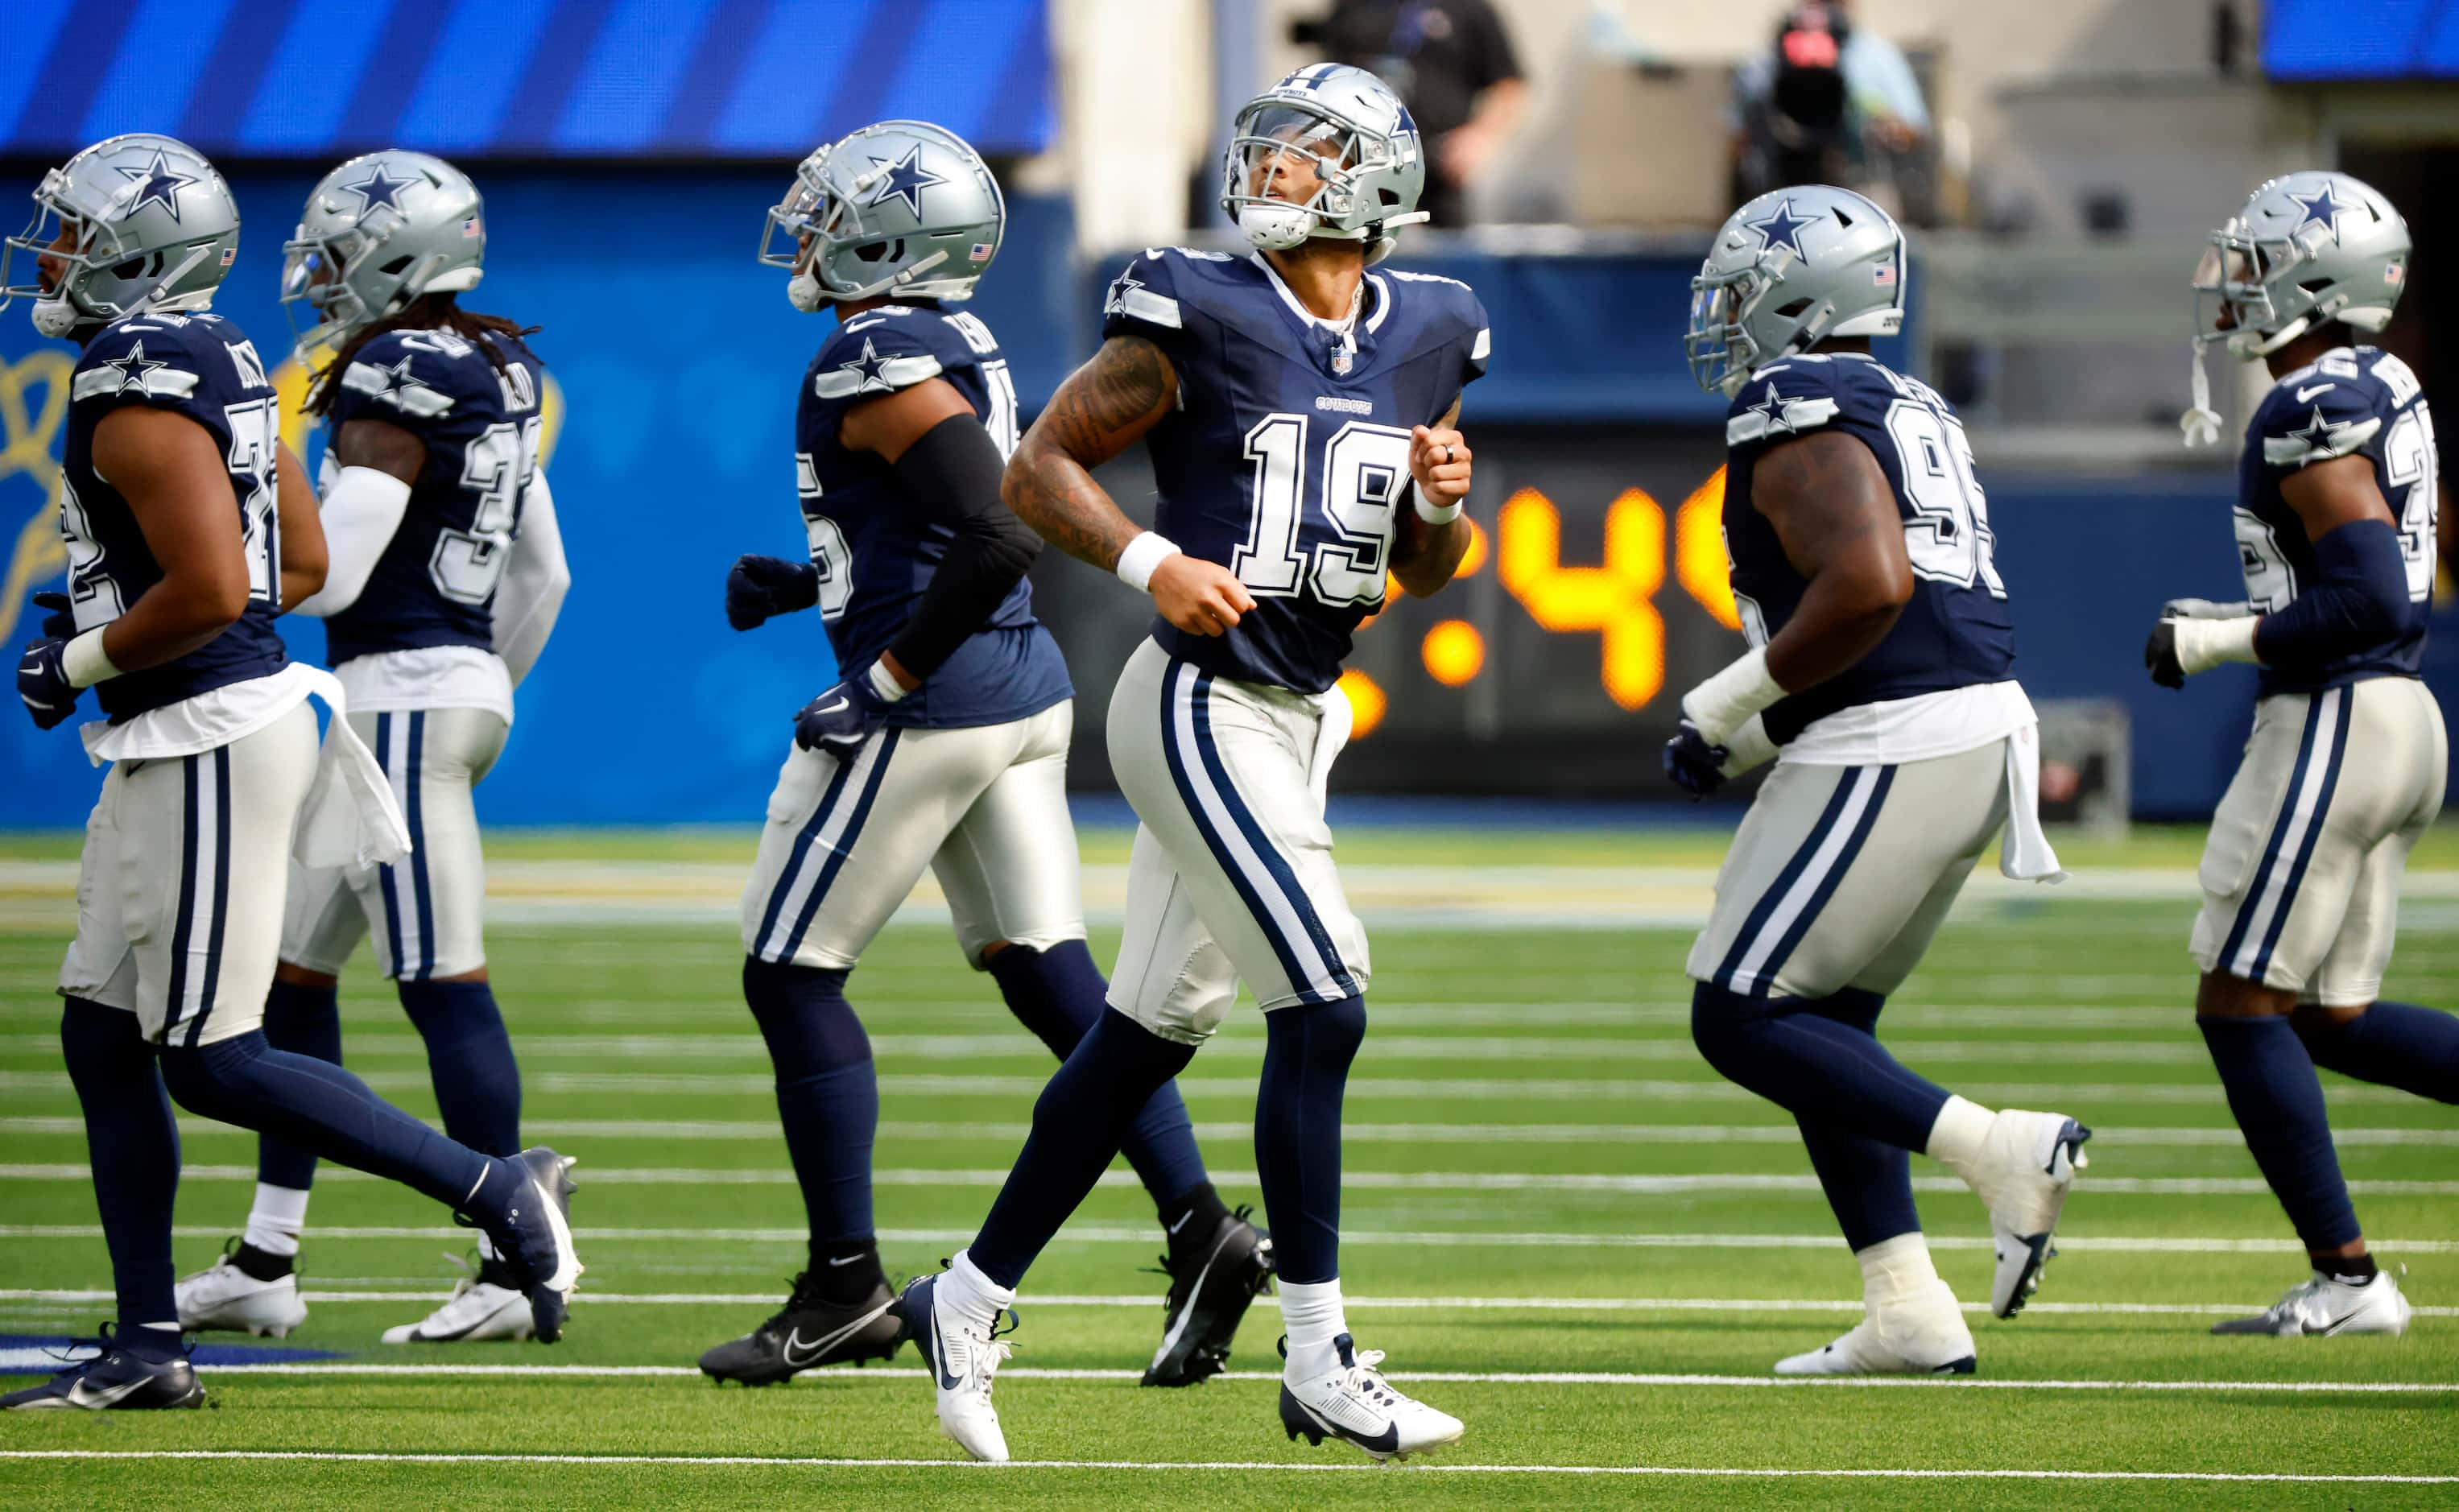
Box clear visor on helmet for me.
[2192,220,2294,342]
[1223,104,1366,216]
[758,159,855,272]
[0,176,128,302]
[1684,266,1766,395]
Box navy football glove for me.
[19,637,79,730]
[791,675,890,757]
[2143,619,2185,689]
[727,555,820,631]
[31,591,76,638]
[1661,720,1730,800]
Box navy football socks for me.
[1691,981,1951,1152]
[987,940,1211,1212]
[2296,1001,2459,1105]
[1785,989,1923,1251]
[2198,1014,2362,1252]
[60,999,182,1360]
[399,979,524,1157]
[255,976,343,1191]
[155,1029,494,1212]
[969,1008,1197,1288]
[1254,994,1367,1285]
[742,956,879,1264]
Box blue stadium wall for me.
[2,168,2452,826]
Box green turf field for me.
[2,828,2456,1507]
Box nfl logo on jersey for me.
[1332,349,1353,375]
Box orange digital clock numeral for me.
[1497,485,1666,711]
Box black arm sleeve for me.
[883,412,1044,684]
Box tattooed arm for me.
[1002,333,1254,636]
[1750,428,1913,692]
[1391,396,1473,598]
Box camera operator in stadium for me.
[1292,0,1527,227]
[1730,1,1931,215]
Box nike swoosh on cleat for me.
[782,1299,895,1367]
[1167,1211,1196,1236]
[1149,1224,1243,1370]
[67,1375,151,1409]
[826,1254,867,1266]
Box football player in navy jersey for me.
[1669,185,2085,1376]
[172,151,572,1347]
[705,121,1265,1390]
[2151,171,2450,1338]
[888,68,1483,1463]
[1,134,579,1412]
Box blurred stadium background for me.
[2,0,2452,828]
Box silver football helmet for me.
[1686,185,1906,397]
[280,150,487,346]
[2194,171,2409,358]
[1219,64,1428,265]
[0,133,240,339]
[758,121,1003,309]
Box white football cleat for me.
[891,1273,1014,1463]
[1775,1280,1977,1376]
[1951,1109,2091,1319]
[1278,1333,1464,1462]
[175,1246,308,1338]
[382,1254,536,1345]
[2213,1268,2412,1337]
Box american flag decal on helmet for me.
[218,246,236,266]
[1873,264,1897,287]
[969,242,993,262]
[462,217,482,238]
[2386,263,2403,284]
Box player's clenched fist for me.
[1150,553,1255,638]
[1410,424,1472,510]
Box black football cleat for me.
[2,1327,205,1411]
[699,1274,902,1386]
[1142,1205,1274,1386]
[464,1146,582,1343]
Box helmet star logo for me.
[101,341,170,395]
[839,337,897,393]
[338,162,415,215]
[1742,199,1817,262]
[114,150,196,224]
[2290,184,2348,242]
[863,145,947,219]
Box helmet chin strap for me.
[833,248,954,304]
[34,242,217,339]
[2180,341,2225,448]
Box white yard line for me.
[8,1163,2455,1196]
[10,1116,2448,1148]
[0,1367,2451,1399]
[5,1224,2455,1254]
[0,1449,2452,1485]
[0,1070,2428,1105]
[5,1287,2447,1319]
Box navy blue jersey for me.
[60,312,287,721]
[2236,345,2437,697]
[1101,249,1490,692]
[1722,352,2016,744]
[320,328,547,667]
[797,300,1071,729]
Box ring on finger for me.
[1442,444,1456,465]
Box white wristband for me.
[1411,480,1461,525]
[864,659,911,704]
[1680,645,1787,747]
[1114,531,1182,594]
[2171,614,2263,675]
[62,626,120,688]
